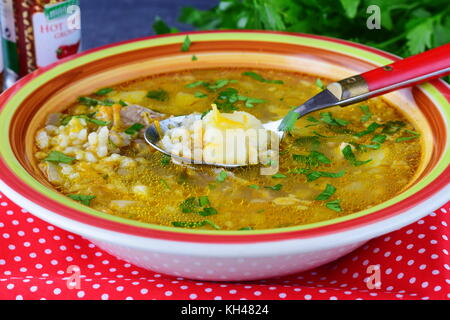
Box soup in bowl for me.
[0,31,448,281]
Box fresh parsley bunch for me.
[153,0,450,60]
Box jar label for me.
[32,0,81,68]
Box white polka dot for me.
[279,293,287,298]
[101,294,109,300]
[53,288,61,295]
[189,294,197,299]
[77,291,85,298]
[165,291,173,296]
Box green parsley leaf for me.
[289,168,345,181]
[198,195,210,207]
[67,194,96,206]
[359,105,372,122]
[381,121,406,135]
[248,184,260,189]
[124,123,144,135]
[179,197,198,213]
[198,207,218,217]
[315,184,336,200]
[181,35,192,52]
[194,91,207,98]
[315,78,324,89]
[185,81,207,88]
[395,130,420,142]
[95,87,114,96]
[147,89,169,101]
[264,184,283,191]
[161,154,171,166]
[44,151,75,164]
[354,122,381,137]
[342,145,371,166]
[242,71,284,84]
[216,170,228,182]
[191,54,198,61]
[320,112,349,126]
[272,173,287,179]
[293,151,331,167]
[278,110,299,132]
[372,134,387,144]
[326,199,342,212]
[238,226,253,231]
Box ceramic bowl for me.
[0,31,449,281]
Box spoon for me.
[145,43,450,167]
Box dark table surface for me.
[80,0,216,50]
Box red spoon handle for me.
[360,43,450,92]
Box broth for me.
[34,68,422,230]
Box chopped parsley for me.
[295,136,320,148]
[359,105,372,122]
[326,199,342,212]
[293,151,331,167]
[216,170,228,182]
[239,226,253,231]
[272,173,287,179]
[67,194,96,206]
[264,184,283,191]
[185,80,207,89]
[95,87,114,96]
[278,110,299,132]
[315,184,336,200]
[381,121,406,135]
[290,168,345,182]
[124,123,144,135]
[342,145,371,166]
[181,35,191,52]
[242,71,284,84]
[191,54,198,61]
[395,129,420,142]
[147,89,169,101]
[248,184,260,189]
[315,78,324,89]
[44,151,75,164]
[194,91,207,98]
[353,122,381,137]
[160,154,171,166]
[320,112,349,126]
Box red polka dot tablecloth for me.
[0,191,449,300]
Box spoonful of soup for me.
[145,43,450,167]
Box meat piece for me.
[120,105,165,126]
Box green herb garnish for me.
[342,145,371,166]
[395,129,420,142]
[320,112,349,126]
[293,151,331,167]
[239,226,253,231]
[185,81,207,88]
[315,78,324,89]
[191,54,198,61]
[354,122,381,137]
[359,105,372,122]
[315,184,336,200]
[161,154,171,166]
[181,35,192,52]
[67,194,96,206]
[248,184,260,189]
[290,168,345,182]
[194,91,207,98]
[272,173,287,179]
[326,199,342,212]
[124,123,144,135]
[95,88,114,96]
[216,170,228,182]
[381,121,406,135]
[147,89,169,101]
[242,71,284,84]
[264,184,283,191]
[278,110,299,132]
[44,151,75,164]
